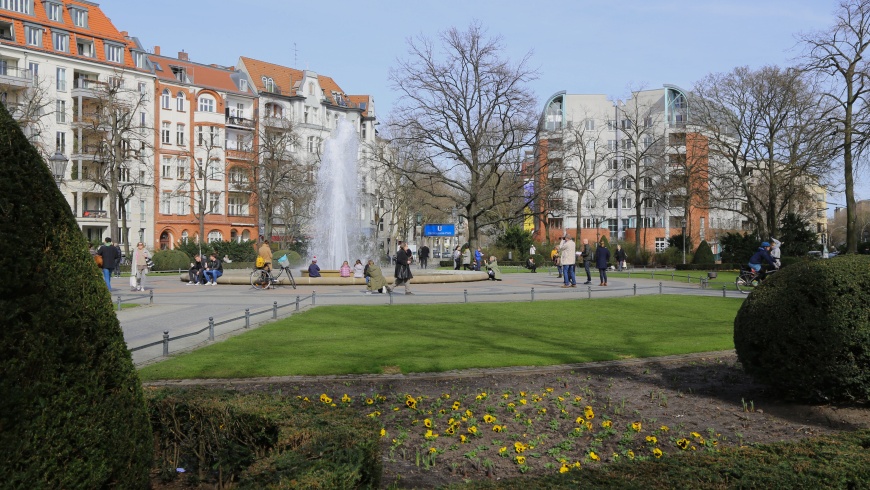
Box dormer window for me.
[133,51,145,69]
[43,1,61,21]
[0,20,14,41]
[239,78,247,92]
[70,7,87,28]
[76,38,94,58]
[104,43,123,64]
[24,24,42,47]
[52,30,68,52]
[1,0,31,14]
[170,65,186,82]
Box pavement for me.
[118,266,741,366]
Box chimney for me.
[178,51,188,61]
[120,31,128,38]
[154,45,160,55]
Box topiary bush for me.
[272,249,302,266]
[0,104,151,487]
[734,255,870,402]
[152,249,191,272]
[692,240,715,264]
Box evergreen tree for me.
[692,240,715,264]
[778,213,819,256]
[0,104,151,487]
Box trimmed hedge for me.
[152,249,191,271]
[734,255,870,402]
[0,104,151,487]
[146,389,381,488]
[273,249,302,266]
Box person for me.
[484,255,502,281]
[474,247,483,271]
[526,257,537,273]
[615,244,627,272]
[258,239,273,272]
[462,247,472,270]
[364,259,388,294]
[550,246,561,278]
[129,242,151,291]
[580,238,592,285]
[558,236,577,288]
[188,255,205,285]
[203,253,223,285]
[390,242,414,294]
[419,244,430,269]
[770,237,783,269]
[340,260,352,277]
[749,242,777,275]
[96,237,120,290]
[308,257,321,277]
[353,259,365,278]
[453,246,462,270]
[594,239,611,286]
[530,244,536,256]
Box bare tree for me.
[799,0,870,254]
[386,22,539,249]
[1,73,55,158]
[173,126,225,243]
[692,65,835,239]
[76,71,152,256]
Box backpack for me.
[256,256,265,268]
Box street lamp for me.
[48,150,69,187]
[681,218,687,265]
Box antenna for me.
[293,42,298,68]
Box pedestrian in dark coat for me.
[390,242,414,294]
[594,240,611,286]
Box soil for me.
[150,351,870,489]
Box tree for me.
[778,212,820,256]
[495,225,533,258]
[800,0,870,254]
[2,72,55,158]
[174,125,226,244]
[692,66,835,239]
[386,22,540,250]
[692,240,715,264]
[76,71,153,256]
[0,103,151,487]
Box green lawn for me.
[139,295,743,380]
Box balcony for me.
[71,78,107,99]
[263,115,291,128]
[81,209,107,219]
[0,65,32,90]
[226,108,254,129]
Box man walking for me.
[96,237,120,290]
[419,243,430,269]
[558,236,577,288]
[580,238,592,285]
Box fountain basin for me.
[179,270,488,286]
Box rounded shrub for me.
[734,255,870,402]
[273,250,302,266]
[692,240,715,264]
[152,249,191,272]
[0,104,151,487]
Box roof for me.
[148,53,250,96]
[0,0,148,72]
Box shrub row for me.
[145,389,381,488]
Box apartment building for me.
[0,0,155,248]
[148,48,257,249]
[236,56,378,244]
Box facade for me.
[148,48,257,249]
[0,0,155,249]
[236,56,378,247]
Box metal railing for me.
[113,290,154,311]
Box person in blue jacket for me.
[748,242,778,275]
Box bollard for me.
[531,287,535,302]
[295,296,300,311]
[464,289,468,303]
[659,282,663,294]
[273,301,278,319]
[722,285,727,297]
[627,271,631,279]
[162,330,169,357]
[701,278,707,289]
[117,296,122,311]
[688,274,691,284]
[671,271,675,281]
[633,283,637,296]
[208,317,214,341]
[389,288,393,305]
[588,286,592,299]
[149,290,153,304]
[312,291,316,306]
[245,308,250,328]
[651,270,655,280]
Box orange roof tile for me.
[148,54,248,95]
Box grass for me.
[139,295,743,380]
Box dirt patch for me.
[147,352,870,488]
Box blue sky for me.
[106,0,856,204]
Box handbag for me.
[94,254,103,267]
[145,257,155,269]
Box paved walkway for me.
[120,267,740,366]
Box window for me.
[655,237,667,252]
[196,126,204,146]
[1,0,30,14]
[139,199,146,220]
[161,157,172,178]
[229,167,247,185]
[643,136,652,149]
[607,120,617,130]
[607,198,618,209]
[52,31,67,52]
[139,111,145,127]
[55,67,66,91]
[176,123,185,146]
[176,91,184,111]
[104,44,123,64]
[0,20,13,41]
[119,166,130,182]
[161,122,170,145]
[607,178,618,190]
[303,107,309,123]
[160,89,170,109]
[641,177,653,189]
[239,79,247,92]
[609,159,619,170]
[55,131,65,152]
[25,25,42,47]
[55,100,65,123]
[207,158,219,179]
[176,158,187,179]
[608,219,618,236]
[198,95,214,112]
[308,82,314,95]
[170,66,186,82]
[209,126,218,146]
[621,119,632,129]
[584,119,595,130]
[71,8,87,28]
[644,116,653,128]
[138,81,147,94]
[208,230,222,242]
[642,197,653,209]
[607,140,617,151]
[175,195,188,215]
[133,52,145,69]
[228,195,247,216]
[581,218,593,229]
[208,193,220,214]
[307,136,316,153]
[621,197,633,209]
[160,193,171,214]
[622,139,632,150]
[76,39,94,57]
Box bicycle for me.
[735,266,777,293]
[250,264,296,290]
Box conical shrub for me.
[0,104,151,487]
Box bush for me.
[211,240,258,262]
[272,249,302,266]
[720,232,757,264]
[152,249,191,272]
[654,247,692,266]
[620,240,653,266]
[734,255,870,402]
[692,240,715,264]
[0,104,151,487]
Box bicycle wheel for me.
[250,269,270,290]
[735,273,758,293]
[286,267,296,289]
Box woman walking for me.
[594,240,611,286]
[615,244,627,271]
[130,242,151,291]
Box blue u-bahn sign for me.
[423,224,456,237]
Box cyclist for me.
[748,241,778,276]
[258,239,273,272]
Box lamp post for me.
[681,218,687,265]
[48,150,69,187]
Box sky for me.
[105,0,858,205]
